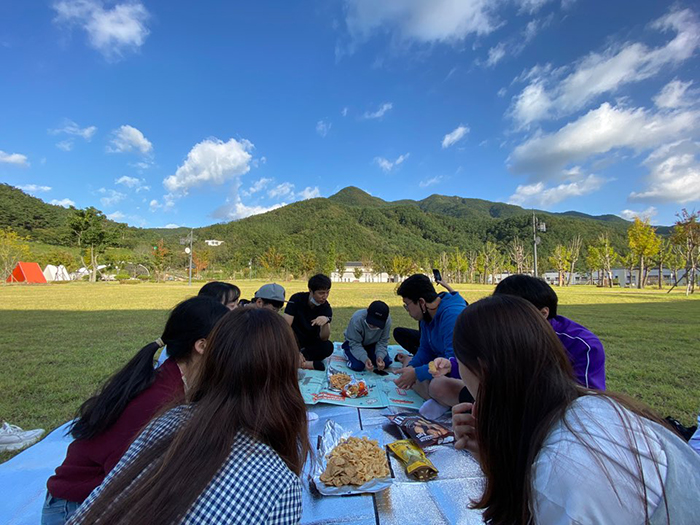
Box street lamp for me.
[532,212,546,277]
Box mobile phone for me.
[432,269,442,282]
[373,369,389,376]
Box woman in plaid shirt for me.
[68,307,310,525]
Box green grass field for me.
[1,280,699,463]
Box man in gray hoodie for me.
[342,301,392,372]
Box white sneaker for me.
[0,422,45,452]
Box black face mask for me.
[421,301,432,323]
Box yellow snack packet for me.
[388,439,438,481]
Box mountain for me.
[0,183,664,271]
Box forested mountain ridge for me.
[1,182,664,274]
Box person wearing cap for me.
[342,301,392,372]
[247,283,286,312]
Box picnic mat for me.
[0,422,73,525]
[299,344,425,409]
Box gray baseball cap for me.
[254,283,287,303]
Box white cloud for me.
[214,198,286,221]
[0,150,29,166]
[341,107,349,117]
[362,102,393,120]
[374,153,410,172]
[52,0,150,60]
[619,207,657,221]
[163,137,254,194]
[107,211,125,221]
[316,119,331,137]
[51,198,76,207]
[163,223,179,229]
[497,87,508,98]
[149,199,161,212]
[17,184,52,193]
[516,0,554,15]
[508,102,700,177]
[629,139,700,203]
[268,182,295,198]
[242,177,272,197]
[342,0,499,48]
[115,175,146,189]
[98,188,126,207]
[508,173,607,207]
[509,8,700,127]
[420,176,442,188]
[297,186,321,200]
[108,125,152,154]
[654,79,698,109]
[49,119,97,140]
[56,140,74,152]
[442,125,469,148]
[486,42,506,67]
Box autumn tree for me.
[153,239,170,282]
[671,209,699,295]
[627,217,660,289]
[69,207,113,283]
[192,248,211,277]
[508,237,527,274]
[548,244,572,287]
[0,228,30,283]
[258,246,285,276]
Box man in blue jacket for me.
[394,274,467,400]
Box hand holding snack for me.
[452,402,480,461]
[393,366,417,390]
[364,358,374,371]
[376,358,385,371]
[428,358,451,378]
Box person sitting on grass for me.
[450,294,700,524]
[43,297,228,525]
[66,308,309,525]
[284,273,333,371]
[342,300,392,372]
[393,274,467,400]
[245,283,286,312]
[156,281,240,367]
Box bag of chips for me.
[386,413,454,447]
[388,439,438,481]
[342,378,369,398]
[327,366,352,392]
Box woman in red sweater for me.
[42,296,229,525]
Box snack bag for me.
[386,413,454,447]
[342,378,369,398]
[327,366,352,392]
[388,439,438,481]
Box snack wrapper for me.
[326,365,352,392]
[342,378,369,398]
[386,413,454,447]
[312,419,392,495]
[388,439,438,481]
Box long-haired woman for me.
[451,295,700,525]
[67,307,310,525]
[43,296,229,525]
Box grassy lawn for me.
[1,280,699,463]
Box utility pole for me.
[188,229,193,286]
[532,212,546,277]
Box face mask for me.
[364,320,380,331]
[309,293,320,306]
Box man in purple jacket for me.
[494,274,606,390]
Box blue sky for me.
[0,0,698,229]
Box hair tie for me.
[155,337,165,348]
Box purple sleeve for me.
[449,357,461,379]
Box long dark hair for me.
[69,296,228,440]
[75,307,309,525]
[198,281,240,306]
[453,295,668,524]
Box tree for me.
[567,235,582,286]
[258,246,284,276]
[297,251,317,279]
[192,248,210,277]
[548,244,572,287]
[360,253,374,281]
[152,239,170,282]
[467,250,478,283]
[69,207,112,283]
[585,245,602,285]
[651,238,672,289]
[0,228,30,283]
[671,209,700,295]
[591,234,617,287]
[508,237,527,275]
[353,267,363,280]
[620,251,636,288]
[627,217,660,289]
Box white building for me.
[205,239,224,247]
[331,262,391,283]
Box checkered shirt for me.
[68,405,302,525]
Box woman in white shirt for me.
[449,294,700,525]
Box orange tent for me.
[6,262,47,284]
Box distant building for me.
[205,239,224,247]
[331,262,390,283]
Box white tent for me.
[43,264,71,282]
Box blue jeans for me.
[342,341,392,371]
[41,491,81,525]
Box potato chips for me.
[320,436,390,487]
[428,361,437,374]
[329,372,352,391]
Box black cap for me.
[366,300,389,329]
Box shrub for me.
[115,273,130,281]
